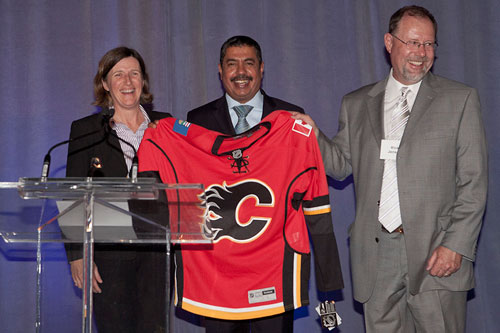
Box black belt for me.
[382,225,404,234]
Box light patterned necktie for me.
[233,105,253,134]
[378,87,410,232]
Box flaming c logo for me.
[200,179,275,243]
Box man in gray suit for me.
[293,5,487,332]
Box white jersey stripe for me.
[182,297,284,313]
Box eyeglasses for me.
[391,34,438,51]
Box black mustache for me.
[231,75,253,82]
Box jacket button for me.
[375,237,379,243]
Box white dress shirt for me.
[383,69,422,138]
[225,91,264,129]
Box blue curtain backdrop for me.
[0,0,498,332]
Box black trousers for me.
[203,311,294,333]
[91,244,167,333]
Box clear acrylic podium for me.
[0,177,210,333]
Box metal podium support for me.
[0,177,210,333]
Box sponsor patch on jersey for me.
[248,286,277,304]
[292,119,312,137]
[173,119,191,136]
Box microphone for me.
[88,157,104,177]
[107,136,138,182]
[40,108,112,181]
[41,140,69,181]
[101,107,115,128]
[101,107,139,182]
[40,107,139,182]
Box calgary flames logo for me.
[200,179,275,243]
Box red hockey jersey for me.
[138,111,342,320]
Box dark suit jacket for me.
[65,108,171,261]
[186,90,304,135]
[318,72,488,302]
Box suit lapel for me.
[262,91,275,119]
[366,80,387,149]
[216,97,236,135]
[107,129,128,176]
[217,90,272,134]
[96,111,129,176]
[146,109,160,122]
[366,74,437,150]
[400,73,436,147]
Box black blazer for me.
[66,109,170,177]
[186,90,304,135]
[65,108,171,261]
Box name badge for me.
[380,139,400,160]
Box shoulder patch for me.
[292,119,312,137]
[173,119,191,136]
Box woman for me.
[66,46,170,332]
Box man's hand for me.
[426,246,462,278]
[70,259,103,293]
[289,112,320,138]
[148,120,160,129]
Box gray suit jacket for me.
[318,72,487,303]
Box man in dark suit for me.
[187,36,304,332]
[187,35,303,135]
[293,6,487,332]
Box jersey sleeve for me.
[302,135,344,292]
